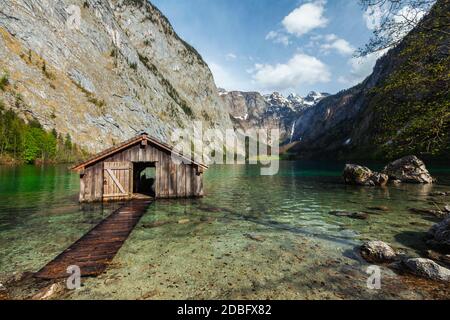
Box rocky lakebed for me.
[0,158,449,300]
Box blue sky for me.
[151,0,382,96]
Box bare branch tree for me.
[358,0,438,56]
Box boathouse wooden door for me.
[103,162,133,201]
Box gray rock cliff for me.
[0,0,233,152]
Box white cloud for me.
[393,6,427,37]
[209,62,235,90]
[363,5,386,30]
[324,34,337,42]
[209,62,251,91]
[363,5,427,36]
[282,1,328,37]
[251,53,331,91]
[226,53,237,60]
[338,49,389,86]
[320,34,355,56]
[310,34,323,41]
[265,30,290,46]
[266,31,277,39]
[396,6,427,23]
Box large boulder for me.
[426,217,450,248]
[402,258,450,282]
[370,172,390,186]
[382,155,434,184]
[343,164,388,186]
[360,241,397,263]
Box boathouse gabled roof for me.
[71,132,208,171]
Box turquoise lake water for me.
[0,162,449,299]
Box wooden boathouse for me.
[72,133,207,202]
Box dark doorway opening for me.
[133,162,156,197]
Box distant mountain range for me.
[289,0,449,160]
[263,91,329,111]
[220,0,449,161]
[0,0,447,162]
[219,89,329,142]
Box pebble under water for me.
[0,162,449,299]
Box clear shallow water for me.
[0,162,449,299]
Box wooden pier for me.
[35,200,151,280]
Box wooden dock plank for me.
[34,200,151,280]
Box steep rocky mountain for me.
[0,0,233,152]
[219,89,328,142]
[290,0,449,160]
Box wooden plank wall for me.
[103,162,132,201]
[80,162,104,202]
[80,142,204,202]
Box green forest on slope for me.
[0,98,87,165]
[362,0,450,160]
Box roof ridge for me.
[71,133,207,171]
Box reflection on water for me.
[0,162,449,299]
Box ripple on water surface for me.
[1,162,449,299]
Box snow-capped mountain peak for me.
[287,93,302,101]
[263,91,329,111]
[303,91,328,105]
[264,92,290,106]
[219,89,330,142]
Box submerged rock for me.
[343,164,388,186]
[329,211,369,220]
[142,221,171,228]
[360,241,397,263]
[409,208,448,218]
[429,191,450,196]
[244,233,266,242]
[199,216,216,223]
[426,217,450,248]
[367,206,390,212]
[382,155,434,184]
[402,258,450,282]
